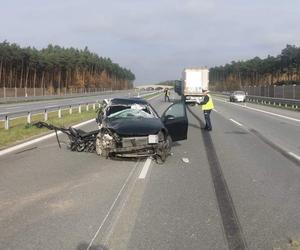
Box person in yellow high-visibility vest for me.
[198,90,214,131]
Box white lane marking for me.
[289,152,300,161]
[139,158,152,179]
[214,97,300,123]
[87,162,139,250]
[147,92,163,100]
[0,119,95,157]
[244,106,300,123]
[230,118,243,127]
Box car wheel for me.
[157,135,172,163]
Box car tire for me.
[157,135,172,163]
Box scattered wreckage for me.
[34,97,188,162]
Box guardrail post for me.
[5,115,9,130]
[293,84,296,99]
[69,105,72,114]
[27,112,31,124]
[93,103,96,110]
[58,108,62,118]
[86,104,89,111]
[79,105,81,113]
[44,109,48,121]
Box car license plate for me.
[148,135,158,144]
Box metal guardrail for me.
[2,101,101,130]
[213,92,300,109]
[0,91,160,130]
[246,95,300,108]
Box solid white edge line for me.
[229,118,243,127]
[288,152,300,161]
[87,161,139,250]
[214,97,300,123]
[0,118,95,157]
[139,158,152,179]
[244,105,300,123]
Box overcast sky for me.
[1,0,300,84]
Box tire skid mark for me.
[187,106,248,250]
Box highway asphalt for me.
[0,93,300,250]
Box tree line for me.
[210,44,300,91]
[0,41,135,92]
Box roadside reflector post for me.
[5,115,9,130]
[44,109,48,121]
[58,108,62,118]
[69,105,72,114]
[86,104,89,111]
[93,103,96,110]
[79,105,81,113]
[27,112,31,124]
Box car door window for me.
[163,103,185,119]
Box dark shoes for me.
[201,126,212,131]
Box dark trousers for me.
[165,95,170,102]
[203,109,212,130]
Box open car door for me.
[161,102,188,142]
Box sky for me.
[1,0,300,84]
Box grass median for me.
[0,92,163,149]
[0,107,97,149]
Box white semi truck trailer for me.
[181,68,209,104]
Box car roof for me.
[110,98,149,105]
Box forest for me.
[210,45,300,91]
[0,41,135,94]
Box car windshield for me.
[234,91,245,95]
[107,108,155,119]
[106,103,156,119]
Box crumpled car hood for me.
[105,118,164,136]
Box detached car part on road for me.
[96,98,188,162]
[34,98,188,162]
[33,121,99,152]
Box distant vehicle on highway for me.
[229,91,246,102]
[181,68,209,104]
[96,98,188,162]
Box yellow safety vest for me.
[202,94,214,110]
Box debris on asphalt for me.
[289,238,300,249]
[182,157,189,163]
